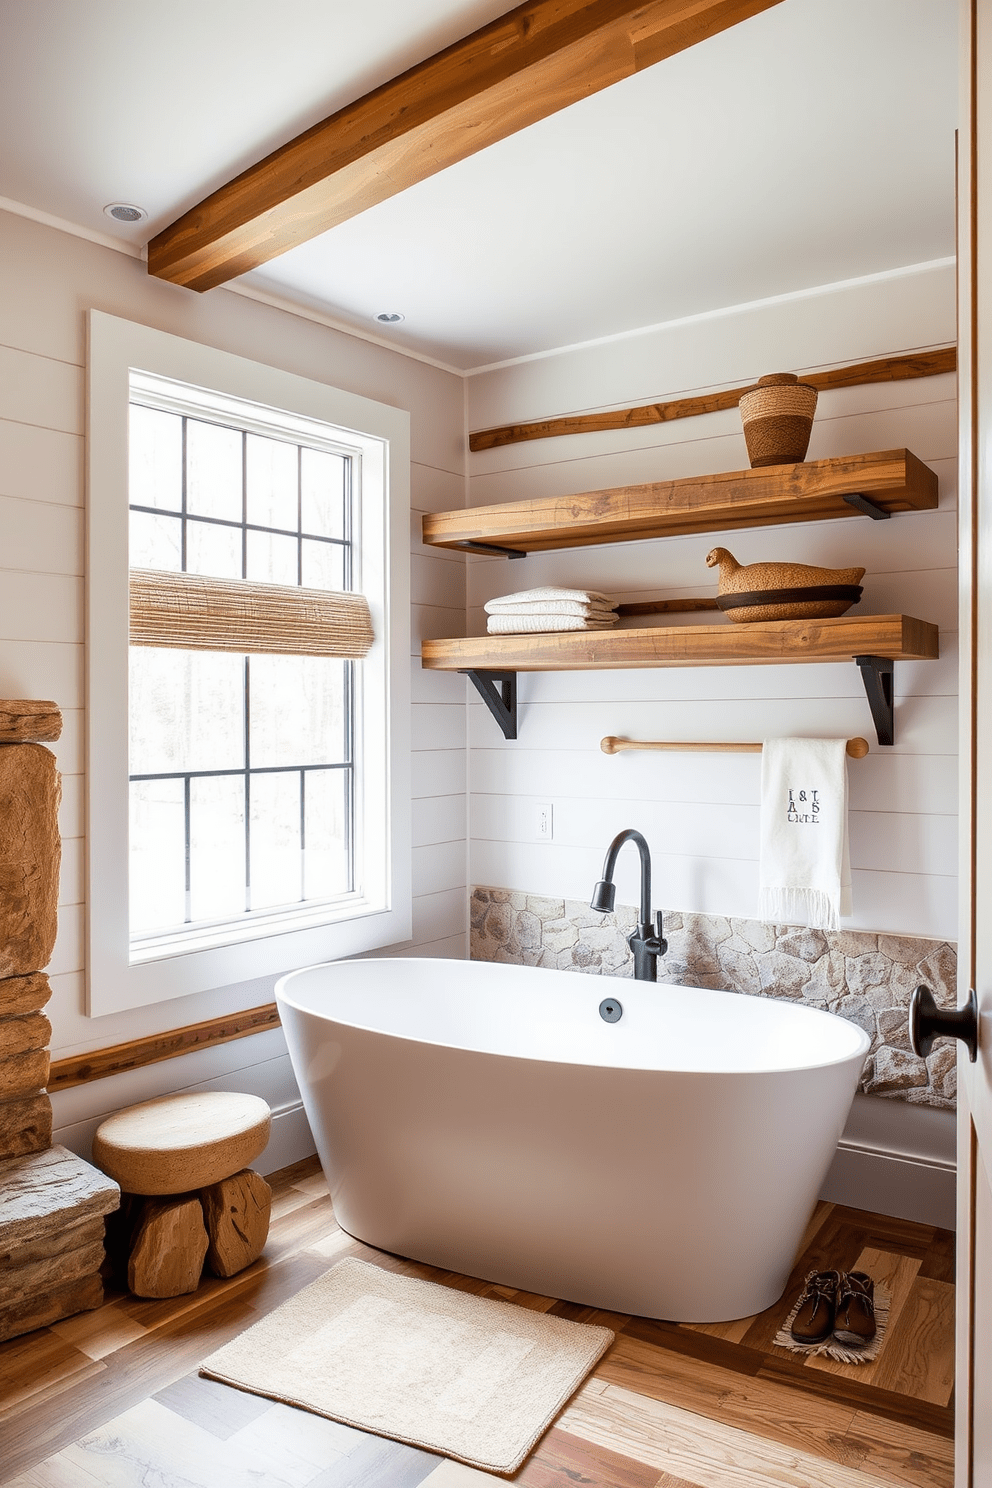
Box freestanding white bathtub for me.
[276,957,869,1322]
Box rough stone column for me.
[0,703,121,1343]
[0,702,62,1159]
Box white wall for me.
[0,206,959,1218]
[465,263,958,942]
[0,207,468,1169]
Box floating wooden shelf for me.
[422,448,940,744]
[422,449,938,556]
[422,614,940,746]
[421,614,938,673]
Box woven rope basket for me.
[738,373,818,467]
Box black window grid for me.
[129,406,357,930]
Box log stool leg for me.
[103,1191,146,1288]
[200,1168,271,1278]
[127,1194,209,1299]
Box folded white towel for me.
[759,738,852,930]
[484,587,615,612]
[487,613,618,634]
[485,599,617,618]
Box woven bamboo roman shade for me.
[129,568,374,658]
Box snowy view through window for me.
[128,399,355,942]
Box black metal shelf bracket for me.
[842,492,891,520]
[854,654,895,745]
[452,540,527,558]
[462,670,518,739]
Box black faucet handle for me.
[655,911,667,956]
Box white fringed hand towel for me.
[759,738,852,930]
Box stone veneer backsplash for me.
[470,888,958,1110]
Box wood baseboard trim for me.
[48,1003,281,1091]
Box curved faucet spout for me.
[596,829,652,926]
[589,828,666,982]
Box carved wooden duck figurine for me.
[705,547,865,624]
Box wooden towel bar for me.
[601,736,870,758]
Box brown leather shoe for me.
[790,1269,840,1344]
[834,1271,876,1346]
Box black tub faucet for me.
[590,828,667,982]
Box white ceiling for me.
[0,0,957,370]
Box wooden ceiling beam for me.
[147,0,784,292]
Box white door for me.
[957,3,992,1481]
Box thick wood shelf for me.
[422,449,938,555]
[421,613,939,672]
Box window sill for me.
[129,894,386,965]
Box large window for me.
[127,381,357,950]
[88,313,411,1016]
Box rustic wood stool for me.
[92,1091,272,1299]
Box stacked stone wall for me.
[471,888,957,1110]
[0,721,61,1158]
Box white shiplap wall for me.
[464,263,958,941]
[0,206,468,1169]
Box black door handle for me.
[909,984,978,1063]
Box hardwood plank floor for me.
[558,1380,897,1488]
[0,1163,954,1488]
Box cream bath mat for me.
[200,1256,614,1473]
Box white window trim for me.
[86,310,411,1016]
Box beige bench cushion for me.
[93,1092,270,1195]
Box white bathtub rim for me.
[276,956,871,1079]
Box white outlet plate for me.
[535,802,554,840]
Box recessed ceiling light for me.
[103,202,147,224]
[374,312,404,324]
